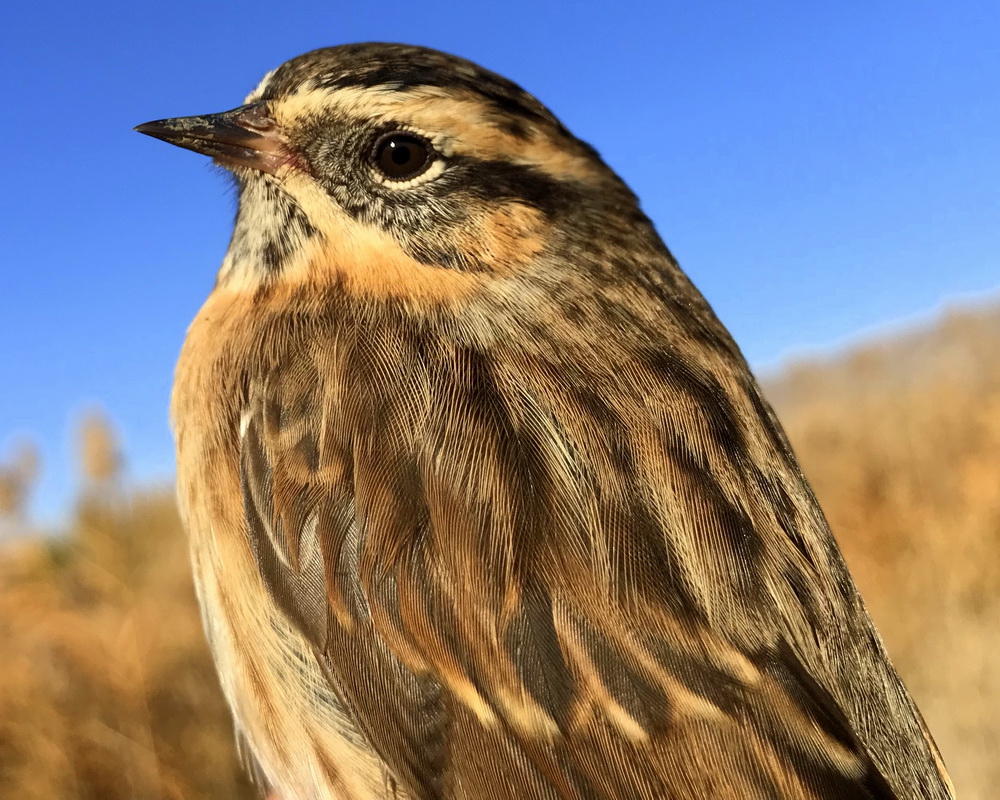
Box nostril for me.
[238,104,278,132]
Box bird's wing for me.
[237,325,948,800]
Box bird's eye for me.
[372,132,434,181]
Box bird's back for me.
[149,41,954,800]
[172,281,952,800]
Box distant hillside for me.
[764,299,1000,798]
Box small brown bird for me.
[136,44,954,799]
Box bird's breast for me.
[171,288,399,800]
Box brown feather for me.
[164,43,954,800]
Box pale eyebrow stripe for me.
[271,86,603,184]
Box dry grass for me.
[0,454,255,798]
[0,302,997,798]
[764,301,1000,798]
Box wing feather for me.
[234,316,944,799]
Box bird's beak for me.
[134,104,291,174]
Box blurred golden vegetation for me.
[0,412,255,800]
[0,301,997,799]
[765,302,1000,798]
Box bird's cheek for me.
[420,203,550,274]
[274,173,483,304]
[463,204,548,272]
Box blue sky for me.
[2,1,998,521]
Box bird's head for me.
[136,43,662,310]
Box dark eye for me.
[372,132,434,181]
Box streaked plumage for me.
[136,43,953,799]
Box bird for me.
[135,43,954,800]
